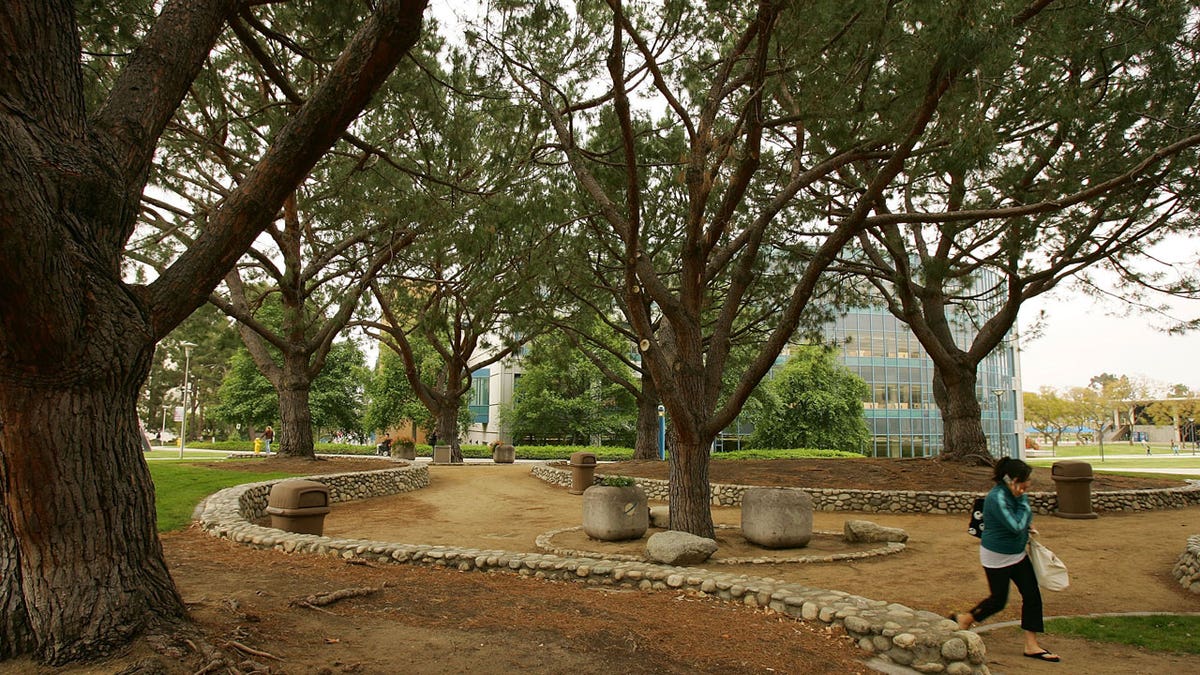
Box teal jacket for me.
[979,483,1031,555]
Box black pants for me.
[968,555,1044,632]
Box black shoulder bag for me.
[967,496,986,538]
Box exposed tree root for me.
[226,640,281,661]
[290,585,383,608]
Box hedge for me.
[175,441,859,462]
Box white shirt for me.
[980,544,1027,569]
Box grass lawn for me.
[145,448,232,460]
[1026,443,1200,477]
[1038,457,1200,469]
[1047,615,1200,654]
[150,462,300,532]
[1029,443,1200,459]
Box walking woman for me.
[950,457,1060,663]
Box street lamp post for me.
[159,405,169,443]
[657,404,666,461]
[178,342,196,459]
[991,389,1005,458]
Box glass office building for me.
[824,307,1022,459]
[463,305,1025,458]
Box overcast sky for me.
[1018,290,1198,394]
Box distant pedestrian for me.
[1171,441,1179,455]
[263,425,274,454]
[1145,443,1151,455]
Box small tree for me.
[212,350,279,434]
[747,347,870,452]
[364,348,434,440]
[501,333,636,446]
[1022,388,1072,454]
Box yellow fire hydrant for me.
[253,438,264,454]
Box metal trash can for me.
[568,452,597,495]
[1051,460,1097,519]
[265,479,331,534]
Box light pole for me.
[992,389,1005,457]
[657,404,666,460]
[178,342,196,459]
[159,405,169,443]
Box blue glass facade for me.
[825,308,1021,458]
[469,368,490,424]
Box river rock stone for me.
[844,519,909,543]
[645,530,718,565]
[649,506,670,529]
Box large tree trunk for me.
[632,378,661,460]
[634,398,661,460]
[1,1,426,664]
[434,404,462,463]
[277,361,316,459]
[932,366,993,465]
[665,428,715,538]
[0,345,185,664]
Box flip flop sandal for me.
[1023,650,1061,662]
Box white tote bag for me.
[1028,534,1069,591]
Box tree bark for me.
[0,0,427,663]
[665,429,715,538]
[434,404,462,463]
[0,340,185,664]
[633,382,661,460]
[932,366,993,465]
[276,361,316,459]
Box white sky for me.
[1018,289,1198,394]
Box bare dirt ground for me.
[11,456,1199,674]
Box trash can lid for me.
[569,451,597,466]
[268,479,330,509]
[1051,460,1093,478]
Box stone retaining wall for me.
[532,463,1200,515]
[198,464,431,539]
[1173,535,1200,595]
[196,463,989,674]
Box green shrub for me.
[168,441,855,461]
[714,448,864,460]
[600,475,636,487]
[508,445,635,461]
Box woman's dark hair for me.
[992,457,1032,484]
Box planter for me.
[432,444,453,464]
[582,485,649,541]
[492,444,515,463]
[741,487,813,548]
[394,443,416,461]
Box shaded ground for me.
[9,456,1197,674]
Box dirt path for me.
[323,463,1200,673]
[11,457,1194,674]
